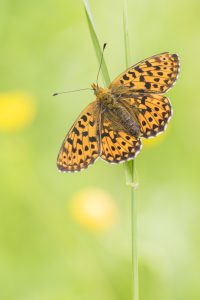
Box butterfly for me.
[57,52,180,172]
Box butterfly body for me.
[57,52,180,172]
[92,83,140,136]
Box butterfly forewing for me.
[57,101,101,172]
[109,52,179,94]
[100,117,141,163]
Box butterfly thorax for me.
[92,83,121,109]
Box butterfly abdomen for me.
[112,105,140,137]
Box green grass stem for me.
[123,3,139,300]
[83,1,139,299]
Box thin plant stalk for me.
[124,3,139,300]
[84,1,139,299]
[83,0,111,86]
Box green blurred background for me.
[0,0,200,299]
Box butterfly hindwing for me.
[120,93,172,138]
[57,101,100,172]
[100,117,142,163]
[109,52,179,94]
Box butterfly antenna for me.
[53,88,92,96]
[96,43,107,87]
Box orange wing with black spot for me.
[120,94,172,138]
[100,117,142,163]
[57,101,101,172]
[109,52,179,94]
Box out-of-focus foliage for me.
[0,0,200,299]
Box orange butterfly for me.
[57,52,180,172]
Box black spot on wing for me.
[73,127,79,135]
[135,66,144,73]
[81,115,87,122]
[67,138,73,145]
[89,136,97,142]
[145,82,151,89]
[123,74,130,81]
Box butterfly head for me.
[91,83,102,95]
[91,83,110,100]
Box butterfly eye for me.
[100,94,108,102]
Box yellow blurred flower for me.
[69,188,117,232]
[0,91,36,132]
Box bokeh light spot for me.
[69,188,118,232]
[0,91,36,132]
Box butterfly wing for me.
[109,52,180,93]
[57,101,101,172]
[100,116,142,163]
[119,94,172,138]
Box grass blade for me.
[83,1,139,299]
[83,0,111,86]
[123,0,135,187]
[123,1,139,300]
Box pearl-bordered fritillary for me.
[57,52,180,172]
